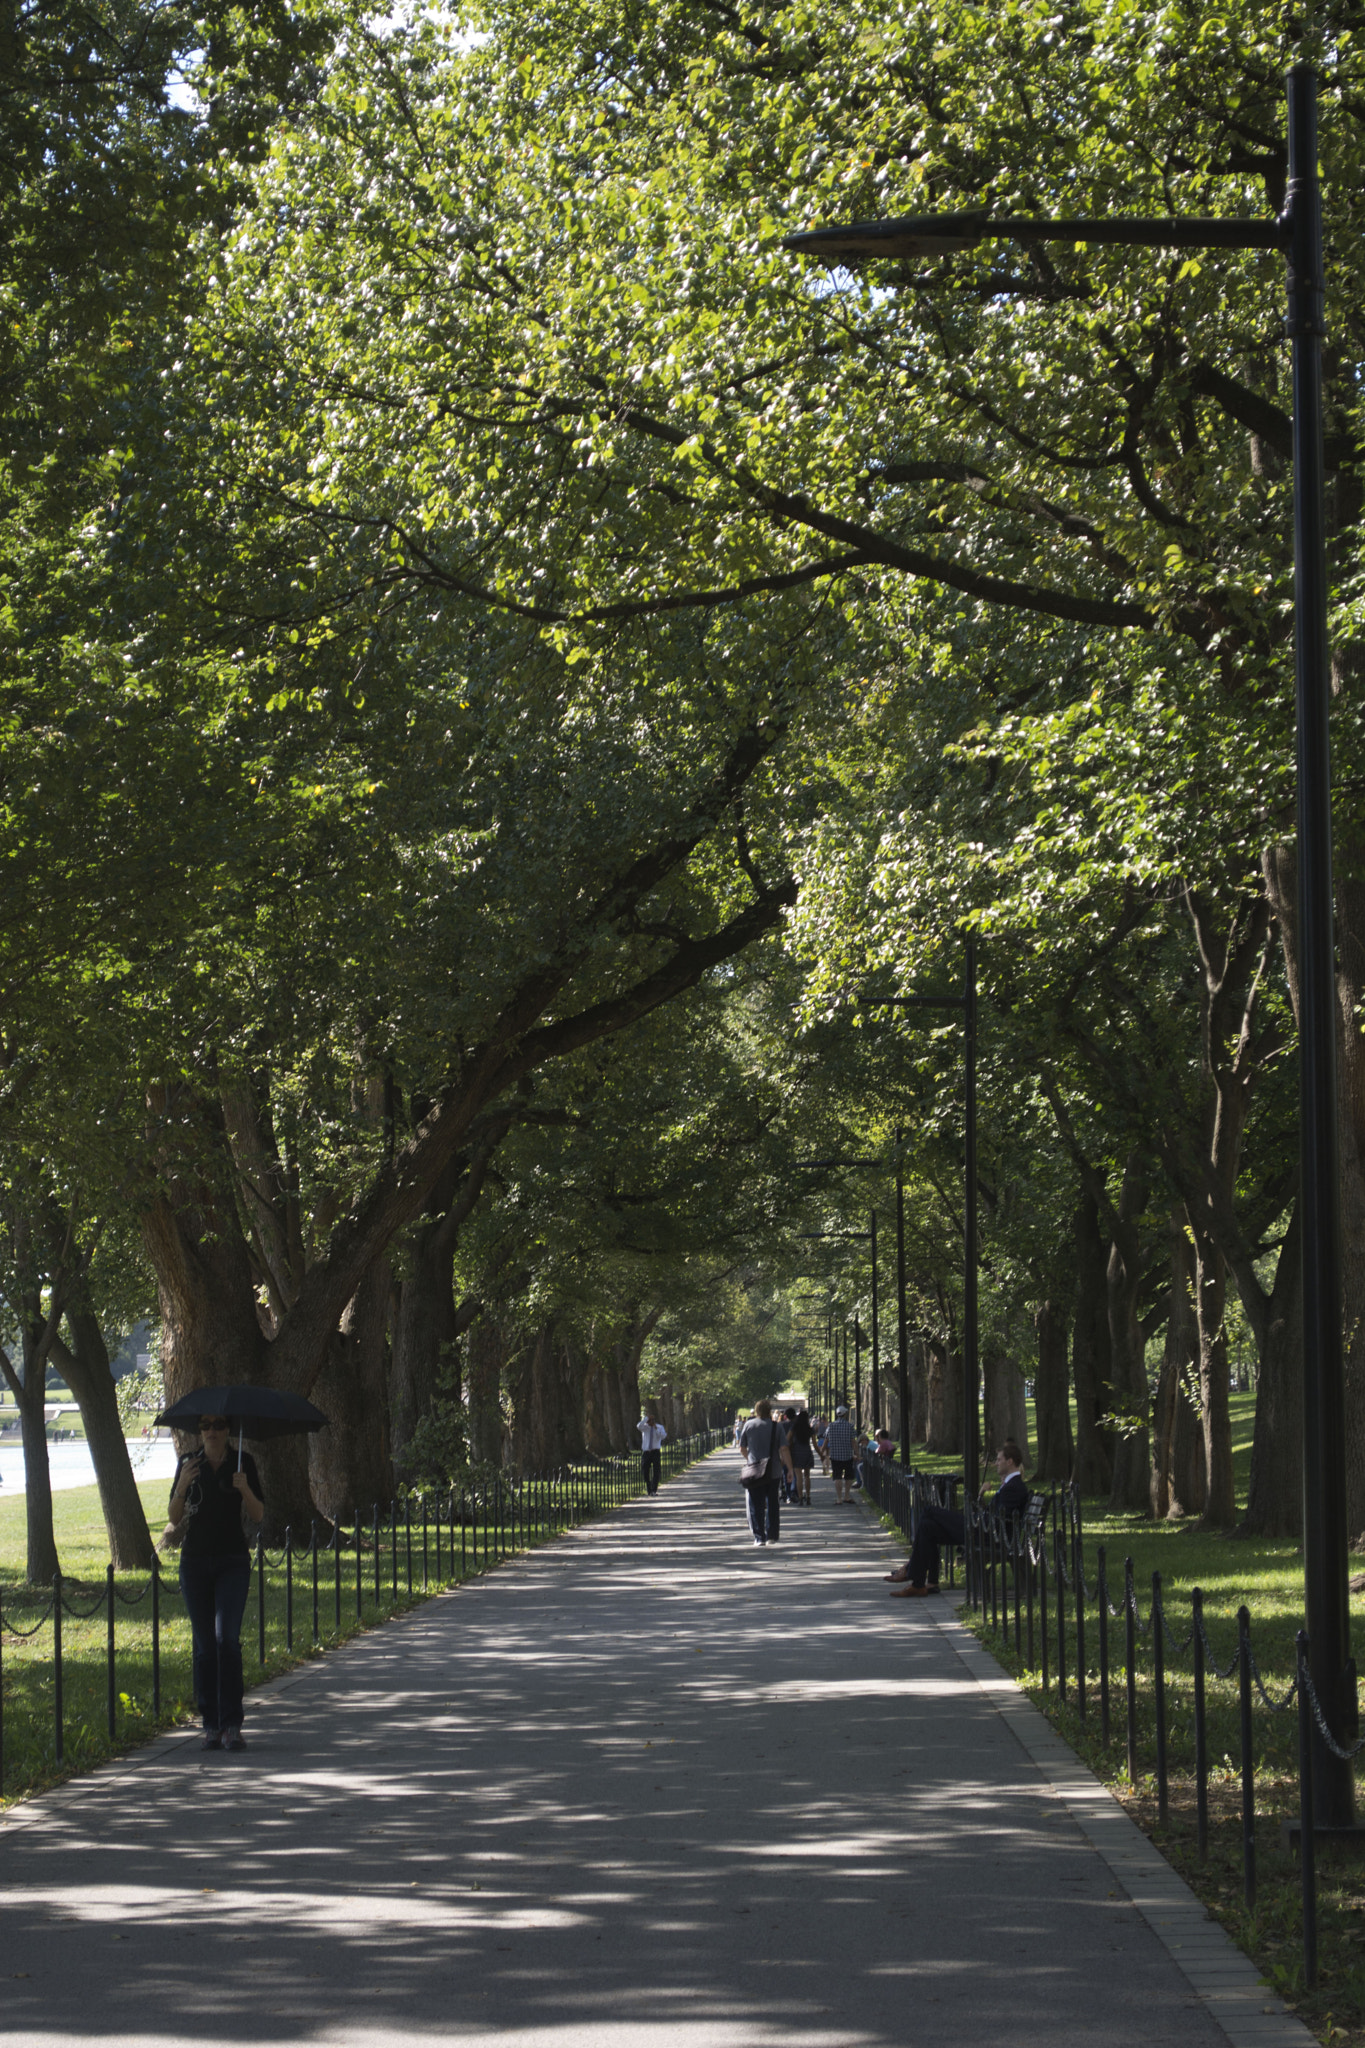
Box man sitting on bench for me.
[887,1440,1028,1597]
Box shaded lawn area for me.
[893,1393,1363,2047]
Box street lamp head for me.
[784,211,1281,260]
[782,213,988,262]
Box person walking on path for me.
[787,1406,815,1505]
[737,1398,793,1548]
[825,1406,857,1503]
[888,1440,1028,1595]
[167,1412,265,1749]
[637,1410,667,1494]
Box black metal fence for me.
[860,1457,1365,1991]
[0,1430,725,1797]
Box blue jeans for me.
[745,1481,781,1544]
[180,1554,251,1731]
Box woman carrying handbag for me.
[736,1399,793,1549]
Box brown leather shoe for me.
[889,1583,937,1598]
[884,1570,909,1582]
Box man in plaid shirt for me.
[825,1406,857,1504]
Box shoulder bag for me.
[739,1420,779,1491]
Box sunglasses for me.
[200,1419,230,1432]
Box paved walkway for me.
[0,1453,1309,2047]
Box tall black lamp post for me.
[895,1124,910,1466]
[787,65,1350,1822]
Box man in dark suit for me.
[887,1441,1028,1596]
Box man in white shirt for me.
[637,1411,667,1494]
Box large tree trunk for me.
[142,1097,268,1400]
[465,1312,506,1466]
[1266,845,1365,1536]
[1150,1212,1205,1520]
[1032,1300,1073,1483]
[1187,1211,1236,1527]
[1158,882,1272,1529]
[52,1311,154,1569]
[16,1365,59,1586]
[1242,1198,1305,1536]
[583,1361,611,1455]
[389,1228,453,1473]
[388,1151,495,1474]
[309,1255,394,1521]
[925,1342,963,1454]
[1107,1154,1152,1514]
[1072,1194,1114,1493]
[908,1336,929,1443]
[983,1340,1027,1460]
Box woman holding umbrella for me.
[167,1411,265,1752]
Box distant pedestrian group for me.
[736,1398,885,1545]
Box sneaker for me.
[753,1538,766,1547]
[200,1729,222,1751]
[223,1727,248,1752]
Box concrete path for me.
[0,1453,1308,2047]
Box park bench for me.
[978,1487,1049,1620]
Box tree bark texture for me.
[1072,1194,1115,1494]
[1187,1211,1236,1527]
[16,1366,59,1586]
[388,1151,495,1474]
[1107,1153,1153,1514]
[464,1312,506,1467]
[308,1254,394,1523]
[52,1309,154,1568]
[925,1342,963,1454]
[1157,883,1276,1528]
[389,1229,454,1473]
[983,1340,1027,1460]
[1032,1300,1073,1483]
[1242,1198,1305,1537]
[1150,1213,1206,1520]
[1265,843,1365,1536]
[908,1337,929,1444]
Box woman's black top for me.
[171,1449,263,1560]
[790,1412,813,1451]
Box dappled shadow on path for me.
[0,1460,1223,2046]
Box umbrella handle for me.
[238,1427,244,1471]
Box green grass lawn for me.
[869,1394,1363,2047]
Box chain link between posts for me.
[1298,1657,1365,1758]
[1,1599,56,1638]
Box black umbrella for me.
[156,1386,329,1468]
